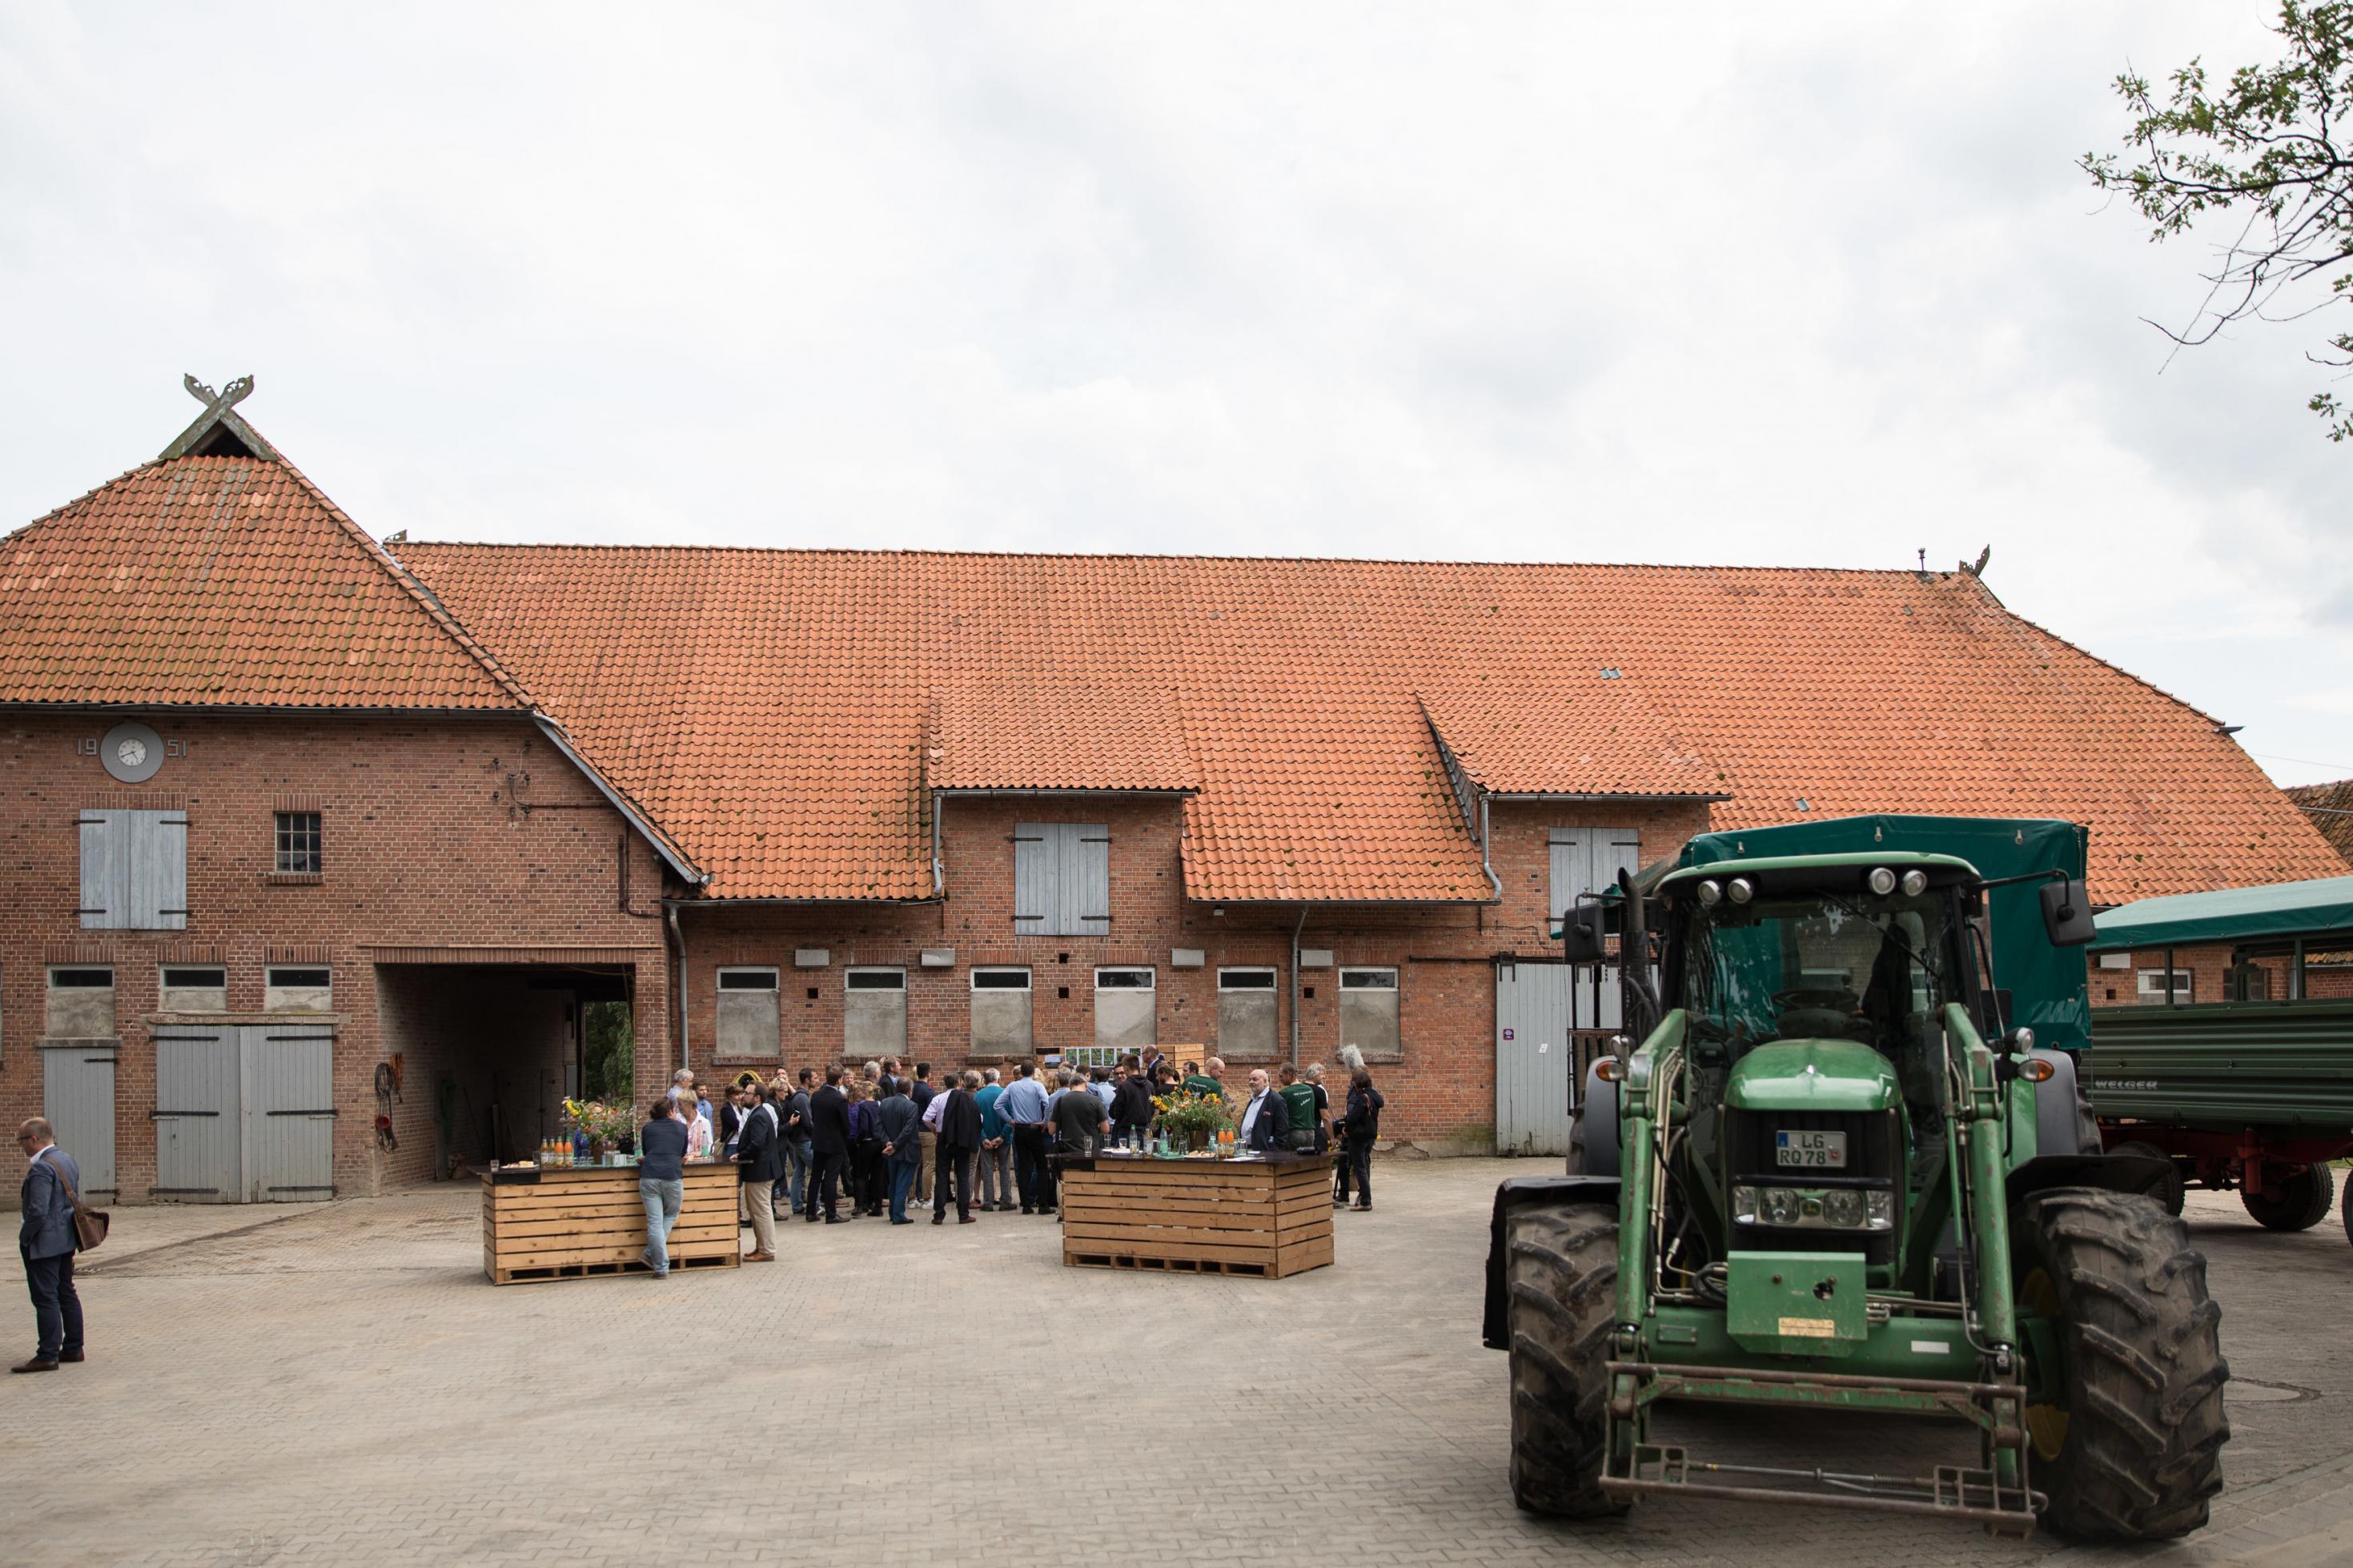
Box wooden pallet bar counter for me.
[1058,1151,1334,1278]
[481,1161,741,1285]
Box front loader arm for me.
[1612,1009,1688,1336]
[1942,1004,2018,1368]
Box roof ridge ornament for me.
[160,372,275,461]
[183,372,253,411]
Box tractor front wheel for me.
[2016,1188,2230,1541]
[2241,1163,2333,1231]
[1503,1202,1625,1518]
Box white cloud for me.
[3,0,2350,783]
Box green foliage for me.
[583,1001,634,1105]
[2082,2,2353,439]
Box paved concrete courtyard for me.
[6,1157,2352,1565]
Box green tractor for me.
[1483,816,2228,1538]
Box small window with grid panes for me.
[275,811,323,875]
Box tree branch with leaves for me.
[2084,1,2353,439]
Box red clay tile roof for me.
[2287,780,2353,870]
[0,451,529,711]
[396,547,2344,904]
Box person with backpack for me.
[1335,1066,1385,1210]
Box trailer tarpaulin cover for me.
[2091,873,2353,952]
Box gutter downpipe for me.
[932,792,946,898]
[1478,791,1502,901]
[666,903,689,1074]
[1291,903,1308,1069]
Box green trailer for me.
[1484,816,2226,1538]
[2089,874,2353,1238]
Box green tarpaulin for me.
[1670,815,2093,1052]
[2090,874,2353,952]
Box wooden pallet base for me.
[1066,1250,1271,1277]
[492,1250,736,1285]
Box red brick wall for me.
[2088,944,2353,1006]
[674,793,1713,1148]
[0,710,670,1198]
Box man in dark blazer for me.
[876,1082,923,1224]
[1237,1069,1291,1154]
[17,1117,84,1373]
[806,1066,853,1223]
[735,1088,784,1260]
[933,1071,983,1225]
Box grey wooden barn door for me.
[155,1025,241,1201]
[243,1025,336,1201]
[41,1043,116,1198]
[1494,962,1574,1156]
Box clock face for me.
[99,721,166,783]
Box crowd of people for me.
[631,1048,1389,1274]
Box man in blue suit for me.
[17,1117,85,1373]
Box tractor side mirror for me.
[2039,878,2096,947]
[1561,900,1608,965]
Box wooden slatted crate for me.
[1058,1153,1333,1277]
[481,1162,741,1284]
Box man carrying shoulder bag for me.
[17,1117,96,1373]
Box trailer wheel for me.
[2015,1188,2230,1541]
[2240,1163,2333,1231]
[1503,1202,1625,1518]
[2114,1141,2184,1217]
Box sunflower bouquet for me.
[1150,1089,1232,1146]
[561,1097,636,1147]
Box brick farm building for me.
[2,388,2339,1203]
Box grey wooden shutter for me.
[1070,824,1110,936]
[78,811,115,928]
[134,811,190,930]
[1014,826,1051,932]
[1603,832,1640,895]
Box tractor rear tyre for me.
[2240,1162,2333,1231]
[1503,1202,1625,1518]
[2343,1169,2353,1249]
[2114,1141,2184,1217]
[2016,1188,2230,1541]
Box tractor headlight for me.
[1822,1189,1865,1228]
[1760,1186,1801,1226]
[1731,1183,1757,1223]
[1866,1189,1893,1227]
[1728,876,1755,904]
[1900,868,1928,897]
[1868,866,1898,896]
[1696,878,1723,907]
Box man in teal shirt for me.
[974,1069,1010,1212]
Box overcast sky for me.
[5,2,2351,788]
